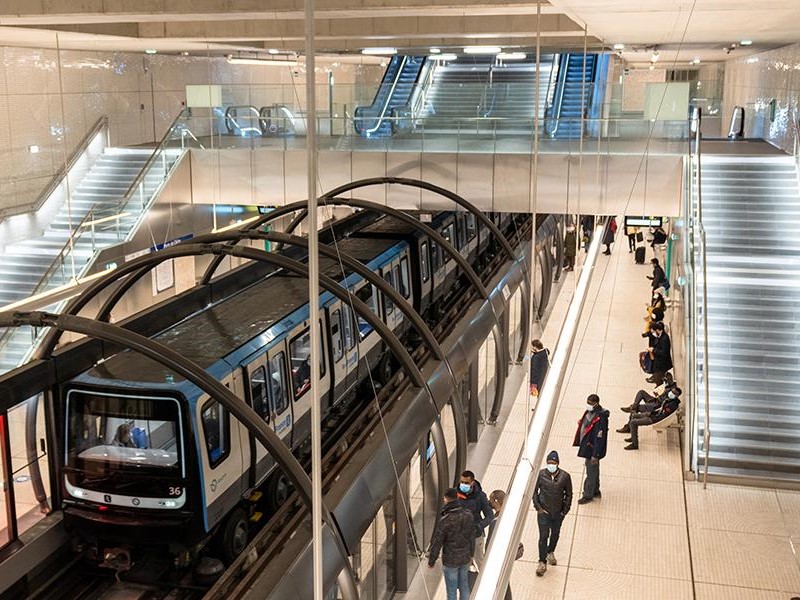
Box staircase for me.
[549,53,598,139]
[697,154,800,483]
[354,55,426,138]
[0,147,174,372]
[418,56,555,133]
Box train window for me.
[202,400,230,468]
[290,328,325,399]
[466,214,477,242]
[383,271,395,316]
[430,242,440,272]
[420,242,430,282]
[250,366,270,422]
[342,303,356,351]
[355,284,379,337]
[456,216,466,249]
[399,258,411,298]
[268,352,289,415]
[331,309,344,363]
[442,224,455,259]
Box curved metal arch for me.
[0,310,359,600]
[214,197,509,418]
[32,242,450,550]
[320,176,532,361]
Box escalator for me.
[354,55,426,138]
[547,53,599,139]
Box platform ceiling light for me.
[650,50,660,63]
[613,43,625,50]
[740,39,754,46]
[691,57,701,65]
[429,48,441,54]
[28,145,40,154]
[430,53,457,61]
[144,48,157,55]
[464,45,502,55]
[362,47,397,55]
[496,52,526,60]
[268,48,280,55]
[226,55,298,66]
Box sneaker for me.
[577,496,593,505]
[625,437,633,443]
[536,561,547,576]
[616,425,630,433]
[621,406,634,413]
[595,491,602,498]
[624,443,639,450]
[546,552,557,566]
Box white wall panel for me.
[385,153,421,210]
[252,148,286,206]
[419,153,458,211]
[318,150,353,197]
[456,153,495,212]
[283,149,309,204]
[493,154,531,213]
[350,152,387,205]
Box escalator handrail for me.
[548,54,571,136]
[224,105,261,135]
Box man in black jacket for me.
[647,322,673,385]
[621,373,676,414]
[428,488,475,600]
[533,450,573,576]
[574,394,609,505]
[618,387,682,449]
[456,470,493,566]
[647,258,667,291]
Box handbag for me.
[639,350,653,374]
[636,231,644,242]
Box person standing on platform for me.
[563,225,577,272]
[529,339,550,398]
[626,224,638,253]
[646,321,673,385]
[580,215,595,253]
[647,258,667,292]
[456,470,493,567]
[533,450,573,577]
[602,217,617,255]
[574,394,609,505]
[428,488,475,600]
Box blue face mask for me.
[586,403,595,412]
[459,483,471,494]
[546,464,558,473]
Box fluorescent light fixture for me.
[464,45,502,55]
[740,39,753,46]
[28,145,40,154]
[268,48,280,54]
[180,51,189,56]
[746,56,759,64]
[650,51,660,63]
[691,57,701,65]
[361,47,397,55]
[429,48,441,54]
[496,52,526,60]
[144,49,157,55]
[649,65,655,71]
[613,43,625,50]
[430,53,457,61]
[226,55,298,66]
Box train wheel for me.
[266,471,291,513]
[217,507,249,565]
[376,354,394,387]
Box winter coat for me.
[602,226,615,245]
[652,396,680,423]
[428,501,475,568]
[651,331,673,372]
[457,480,493,537]
[650,294,666,322]
[573,407,610,460]
[650,265,666,290]
[564,230,577,258]
[529,349,550,394]
[533,468,573,517]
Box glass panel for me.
[383,271,394,316]
[250,366,270,421]
[356,285,380,337]
[342,304,356,351]
[0,413,12,547]
[201,400,230,467]
[398,258,410,299]
[268,352,289,415]
[420,242,429,282]
[331,309,344,363]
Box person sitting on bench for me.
[616,387,682,450]
[620,373,676,414]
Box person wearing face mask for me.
[620,372,676,414]
[529,339,550,398]
[427,488,475,600]
[455,470,493,567]
[619,387,682,450]
[648,289,667,323]
[563,225,577,272]
[647,258,667,292]
[574,394,609,505]
[533,450,573,576]
[647,321,673,385]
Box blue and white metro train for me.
[60,210,562,566]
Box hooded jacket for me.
[533,468,573,517]
[427,501,475,568]
[529,348,550,393]
[651,331,673,372]
[652,395,681,423]
[457,479,493,537]
[573,407,610,459]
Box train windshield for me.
[66,390,184,478]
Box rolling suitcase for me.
[635,246,646,264]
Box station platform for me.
[401,238,800,599]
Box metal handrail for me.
[691,106,712,488]
[0,116,108,220]
[792,109,800,173]
[547,54,570,137]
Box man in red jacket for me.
[573,394,609,505]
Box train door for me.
[329,304,358,401]
[288,322,330,445]
[381,264,401,332]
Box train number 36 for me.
[168,486,183,496]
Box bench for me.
[652,410,680,433]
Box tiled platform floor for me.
[402,236,800,599]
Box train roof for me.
[80,237,405,389]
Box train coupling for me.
[100,547,132,573]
